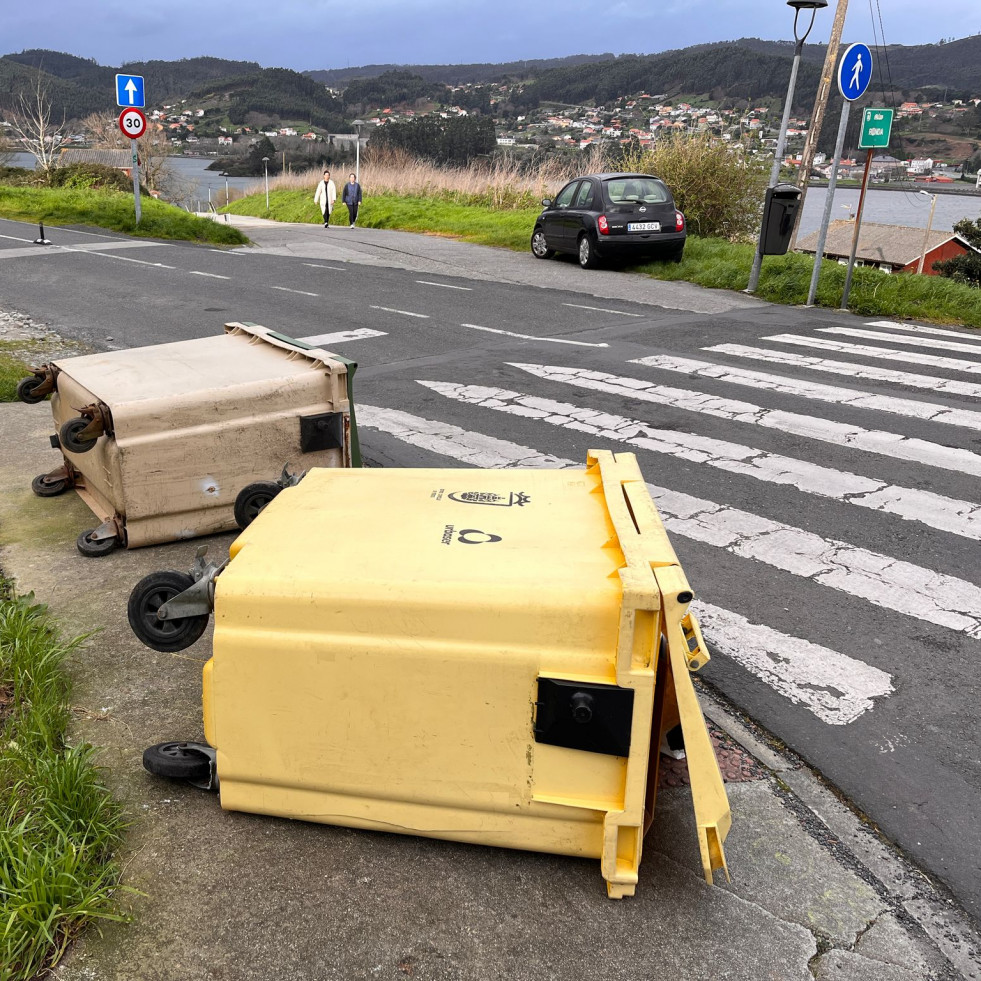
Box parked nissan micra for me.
[531,172,686,269]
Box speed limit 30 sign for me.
[118,107,147,140]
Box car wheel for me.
[530,228,554,259]
[667,246,685,264]
[578,234,602,270]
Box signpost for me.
[118,105,147,227]
[806,43,872,306]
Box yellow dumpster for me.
[144,450,730,897]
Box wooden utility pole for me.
[789,0,849,249]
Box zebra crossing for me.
[329,317,981,729]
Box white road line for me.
[704,344,981,400]
[819,326,981,356]
[693,603,893,725]
[371,305,430,319]
[765,333,981,377]
[303,263,346,271]
[356,404,903,721]
[417,280,472,290]
[419,380,981,541]
[360,402,981,640]
[270,285,319,297]
[209,249,246,255]
[631,354,981,431]
[300,328,387,346]
[509,362,981,478]
[865,320,981,342]
[461,323,609,348]
[85,253,176,269]
[189,271,230,279]
[562,303,643,317]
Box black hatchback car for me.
[531,172,686,269]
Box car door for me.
[545,180,581,251]
[566,179,596,245]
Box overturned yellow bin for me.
[199,450,730,897]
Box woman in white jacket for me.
[314,170,336,228]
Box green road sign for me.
[859,108,894,149]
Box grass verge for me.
[0,578,128,981]
[0,347,32,403]
[0,185,248,246]
[224,190,981,327]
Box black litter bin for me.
[759,184,802,256]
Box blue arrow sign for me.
[115,73,145,108]
[837,43,872,102]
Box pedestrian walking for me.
[314,169,336,228]
[342,172,362,227]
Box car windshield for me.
[605,178,670,205]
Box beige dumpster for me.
[22,321,359,556]
[132,450,731,897]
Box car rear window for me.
[605,178,671,205]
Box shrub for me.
[618,133,769,241]
[48,163,133,194]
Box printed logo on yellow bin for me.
[441,524,503,545]
[447,491,530,507]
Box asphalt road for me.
[2,215,980,926]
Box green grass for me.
[224,190,981,327]
[0,584,128,981]
[0,185,248,246]
[0,349,32,402]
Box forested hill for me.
[305,54,616,87]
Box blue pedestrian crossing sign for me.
[837,43,872,102]
[115,73,145,108]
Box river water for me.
[7,151,980,235]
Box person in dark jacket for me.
[342,173,362,227]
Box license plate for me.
[628,221,660,232]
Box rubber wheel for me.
[530,228,554,259]
[666,246,685,264]
[31,473,70,497]
[578,234,602,270]
[60,417,97,454]
[143,742,211,782]
[16,376,47,405]
[127,570,209,653]
[234,480,281,529]
[77,529,118,558]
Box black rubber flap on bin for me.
[534,678,634,757]
[300,411,344,453]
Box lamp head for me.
[787,0,828,8]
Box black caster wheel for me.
[17,376,47,404]
[234,480,282,530]
[31,473,70,497]
[60,417,97,454]
[76,529,118,558]
[143,742,212,782]
[127,570,209,653]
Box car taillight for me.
[675,210,685,232]
[597,214,610,235]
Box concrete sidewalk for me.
[1,395,977,981]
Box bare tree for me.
[8,71,66,175]
[81,109,175,195]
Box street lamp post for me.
[916,189,939,275]
[746,0,828,293]
[352,119,364,182]
[262,156,269,211]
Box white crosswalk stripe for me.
[630,354,981,430]
[703,344,981,400]
[819,326,981,355]
[764,333,981,376]
[505,362,981,478]
[416,380,981,541]
[865,320,981,342]
[358,404,898,723]
[300,328,387,346]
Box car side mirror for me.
[542,198,552,208]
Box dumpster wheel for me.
[128,571,210,653]
[143,742,212,783]
[32,473,70,497]
[77,529,119,558]
[234,480,282,529]
[16,376,48,404]
[60,417,98,454]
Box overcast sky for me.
[4,1,978,71]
